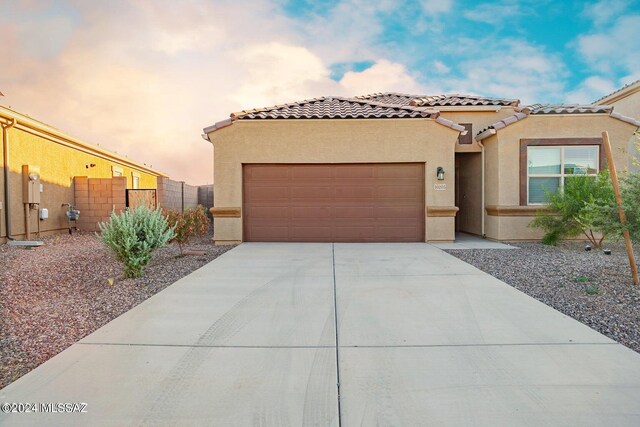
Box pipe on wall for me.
[1,118,16,240]
[477,138,486,238]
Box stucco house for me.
[1,104,167,243]
[203,93,640,244]
[595,80,640,119]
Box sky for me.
[1,0,639,184]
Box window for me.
[112,166,124,177]
[132,173,140,189]
[527,145,599,204]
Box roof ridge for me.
[594,79,640,103]
[353,92,426,100]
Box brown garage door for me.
[243,163,425,242]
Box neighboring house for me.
[595,80,640,119]
[202,93,640,244]
[594,80,640,170]
[0,105,167,243]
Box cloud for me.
[433,61,450,74]
[419,0,453,14]
[339,60,424,96]
[463,1,523,25]
[582,0,629,26]
[576,14,640,76]
[438,39,568,104]
[565,76,617,104]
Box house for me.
[0,104,167,243]
[594,80,640,119]
[594,80,640,170]
[202,93,640,244]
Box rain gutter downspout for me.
[2,118,16,240]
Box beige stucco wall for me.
[608,90,640,120]
[209,119,460,243]
[439,108,518,153]
[483,114,637,241]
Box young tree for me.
[165,205,210,256]
[529,171,614,247]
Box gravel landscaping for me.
[0,231,234,390]
[446,241,640,354]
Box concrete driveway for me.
[2,243,640,426]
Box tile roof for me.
[594,79,640,104]
[476,104,640,140]
[231,96,438,120]
[354,92,520,108]
[529,104,613,115]
[203,96,467,134]
[410,94,519,107]
[353,92,424,106]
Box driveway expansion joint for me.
[339,342,619,349]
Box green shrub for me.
[585,172,640,243]
[165,205,210,256]
[99,206,175,278]
[585,284,601,295]
[529,171,614,248]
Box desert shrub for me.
[99,206,175,278]
[529,171,614,248]
[165,205,210,255]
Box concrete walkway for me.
[2,243,640,426]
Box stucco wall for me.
[439,108,518,153]
[1,122,160,241]
[609,90,640,120]
[483,114,637,241]
[209,119,459,243]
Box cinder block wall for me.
[198,185,214,214]
[156,177,200,212]
[74,176,126,231]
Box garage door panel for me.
[247,206,290,218]
[246,165,290,180]
[291,186,332,199]
[243,163,424,242]
[376,163,423,178]
[292,165,334,179]
[334,187,375,199]
[333,165,375,179]
[291,207,332,219]
[245,186,290,201]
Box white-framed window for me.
[527,145,599,204]
[132,173,140,189]
[112,166,124,177]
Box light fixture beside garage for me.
[436,166,445,180]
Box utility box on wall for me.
[22,165,41,204]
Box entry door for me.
[243,163,425,242]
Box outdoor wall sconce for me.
[436,166,445,180]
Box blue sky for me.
[1,0,639,183]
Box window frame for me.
[519,138,605,206]
[112,166,124,177]
[132,172,141,189]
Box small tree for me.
[165,205,210,256]
[99,206,175,278]
[529,171,614,247]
